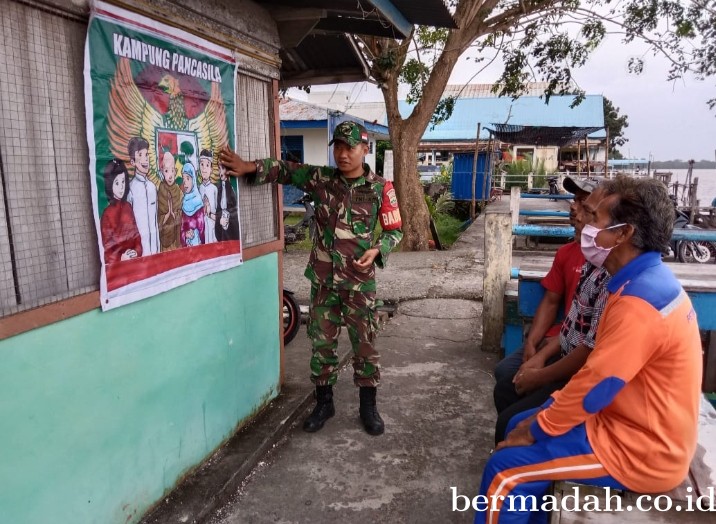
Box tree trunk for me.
[391,136,431,251]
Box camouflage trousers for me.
[308,283,380,387]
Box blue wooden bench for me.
[503,255,716,393]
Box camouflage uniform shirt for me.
[253,159,403,292]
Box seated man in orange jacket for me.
[475,177,703,524]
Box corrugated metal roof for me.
[400,95,605,141]
[443,82,557,99]
[279,34,368,86]
[279,97,389,138]
[391,0,457,29]
[257,0,456,87]
[342,102,388,126]
[280,98,328,121]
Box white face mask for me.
[580,223,625,267]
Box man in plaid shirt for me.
[493,180,612,444]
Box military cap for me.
[329,121,369,147]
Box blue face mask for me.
[580,223,625,267]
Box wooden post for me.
[690,177,699,224]
[482,132,493,212]
[510,186,521,225]
[585,137,590,175]
[577,141,581,176]
[471,123,482,220]
[483,210,513,352]
[604,129,609,176]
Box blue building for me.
[400,88,607,174]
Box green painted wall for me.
[0,254,280,524]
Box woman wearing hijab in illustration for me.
[100,158,143,263]
[180,162,205,247]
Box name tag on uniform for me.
[352,188,375,203]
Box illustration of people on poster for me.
[85,1,242,311]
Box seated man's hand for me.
[519,355,546,372]
[513,367,544,395]
[522,339,538,362]
[496,414,537,450]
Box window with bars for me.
[0,0,279,319]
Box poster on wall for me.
[84,1,242,311]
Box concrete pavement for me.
[140,197,571,524]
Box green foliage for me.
[499,159,552,190]
[501,160,531,190]
[387,1,714,123]
[424,190,462,248]
[400,58,431,103]
[375,140,392,176]
[433,213,464,248]
[532,159,549,189]
[431,96,457,129]
[604,97,629,157]
[431,163,453,186]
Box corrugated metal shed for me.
[400,95,606,144]
[451,152,492,200]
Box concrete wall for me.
[535,146,558,172]
[0,1,283,523]
[512,145,559,172]
[0,256,280,524]
[282,128,329,165]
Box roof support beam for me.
[365,0,413,38]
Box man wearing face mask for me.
[493,176,612,445]
[474,177,702,524]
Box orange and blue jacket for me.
[532,251,702,492]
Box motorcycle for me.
[547,176,559,201]
[282,289,301,345]
[283,194,315,246]
[669,204,716,264]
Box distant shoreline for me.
[650,161,716,169]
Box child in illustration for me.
[180,162,205,247]
[215,161,240,241]
[198,149,218,244]
[157,150,183,251]
[127,137,160,256]
[100,158,142,264]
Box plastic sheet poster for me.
[84,1,242,311]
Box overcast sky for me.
[302,33,715,163]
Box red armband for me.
[378,182,402,231]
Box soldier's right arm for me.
[220,146,326,192]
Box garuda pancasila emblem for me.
[107,57,228,186]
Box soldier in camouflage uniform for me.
[220,121,402,436]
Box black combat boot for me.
[359,386,384,436]
[303,385,335,432]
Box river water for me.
[663,169,716,206]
